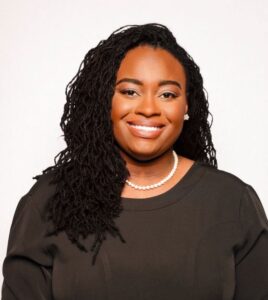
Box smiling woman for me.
[2,23,268,300]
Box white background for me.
[1,0,267,283]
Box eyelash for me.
[120,89,178,99]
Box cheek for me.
[164,103,185,126]
[111,96,131,122]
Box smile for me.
[128,124,161,131]
[126,122,165,138]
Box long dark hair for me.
[33,23,217,266]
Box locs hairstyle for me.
[33,23,217,266]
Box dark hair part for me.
[33,23,217,266]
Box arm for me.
[1,193,53,299]
[234,184,268,300]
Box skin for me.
[111,45,195,198]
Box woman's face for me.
[111,45,188,161]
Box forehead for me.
[116,45,186,87]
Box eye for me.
[120,89,138,97]
[160,92,177,100]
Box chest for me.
[51,206,240,300]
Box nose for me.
[134,93,161,117]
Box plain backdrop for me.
[1,0,267,283]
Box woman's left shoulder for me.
[194,159,250,193]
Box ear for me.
[185,104,188,114]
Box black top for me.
[2,161,268,300]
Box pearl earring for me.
[184,113,189,120]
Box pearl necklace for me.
[125,150,179,190]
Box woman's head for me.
[63,23,216,164]
[111,44,188,161]
[35,23,217,266]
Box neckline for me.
[121,160,206,211]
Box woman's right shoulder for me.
[17,171,58,218]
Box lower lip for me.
[126,123,165,139]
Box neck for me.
[120,148,175,184]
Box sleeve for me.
[234,184,268,300]
[1,192,53,300]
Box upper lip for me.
[126,120,165,128]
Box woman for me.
[2,23,268,300]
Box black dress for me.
[2,160,268,300]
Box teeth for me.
[129,124,161,131]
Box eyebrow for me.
[115,78,182,90]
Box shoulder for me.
[190,161,263,223]
[18,171,58,217]
[195,160,250,198]
[199,161,247,184]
